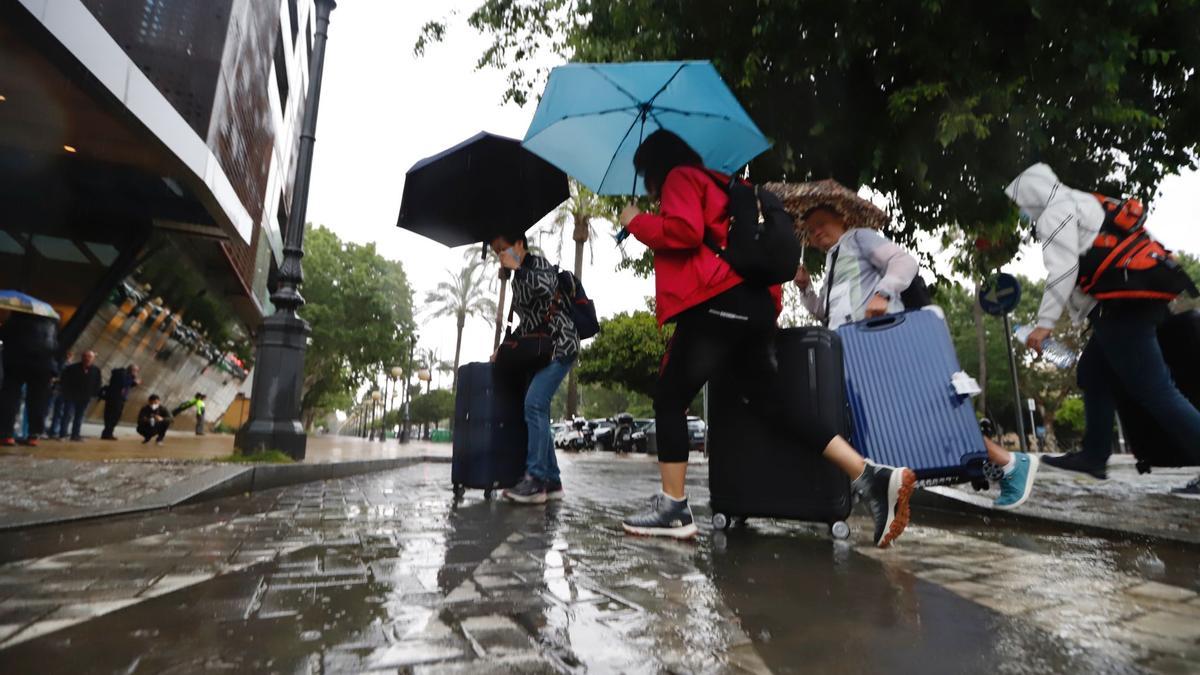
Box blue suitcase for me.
[837,310,987,483]
[452,363,528,495]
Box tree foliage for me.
[577,310,670,397]
[301,225,415,427]
[409,389,456,426]
[424,0,1200,265]
[424,259,497,388]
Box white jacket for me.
[1004,163,1104,328]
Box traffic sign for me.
[979,273,1021,316]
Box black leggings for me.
[654,284,838,462]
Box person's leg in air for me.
[986,438,1039,510]
[504,356,575,504]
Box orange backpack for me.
[1076,194,1197,301]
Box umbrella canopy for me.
[397,132,569,248]
[765,180,889,237]
[523,61,770,196]
[0,290,60,320]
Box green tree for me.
[577,310,670,398]
[301,225,415,429]
[425,260,497,390]
[425,0,1200,254]
[410,389,456,428]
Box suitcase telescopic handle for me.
[859,314,906,331]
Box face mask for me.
[503,247,519,263]
[1018,209,1034,227]
[150,403,159,410]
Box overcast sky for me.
[306,1,1200,378]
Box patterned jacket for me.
[510,253,579,361]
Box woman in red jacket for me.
[618,130,915,548]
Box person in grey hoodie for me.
[1006,163,1200,478]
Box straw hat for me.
[764,179,888,233]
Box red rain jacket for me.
[627,165,782,325]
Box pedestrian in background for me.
[0,312,60,447]
[45,349,73,439]
[172,392,207,435]
[100,364,140,440]
[136,394,170,445]
[56,350,101,441]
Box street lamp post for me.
[403,335,417,443]
[236,0,338,461]
[390,366,403,441]
[380,373,390,441]
[370,390,382,441]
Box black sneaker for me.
[1042,453,1107,480]
[1170,476,1200,496]
[621,493,698,539]
[503,476,547,504]
[545,480,565,501]
[852,463,916,549]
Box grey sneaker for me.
[503,476,547,504]
[621,493,698,539]
[545,480,565,501]
[852,463,916,548]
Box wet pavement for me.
[937,455,1200,545]
[0,453,1197,673]
[0,433,450,516]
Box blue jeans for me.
[48,395,65,437]
[524,356,575,482]
[1078,308,1200,464]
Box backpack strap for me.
[822,247,840,327]
[700,169,734,257]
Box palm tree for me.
[543,180,615,416]
[425,260,496,390]
[419,347,440,393]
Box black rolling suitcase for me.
[452,362,528,496]
[708,327,853,538]
[1115,309,1200,473]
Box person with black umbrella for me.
[490,232,580,505]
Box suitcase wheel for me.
[1136,461,1152,475]
[830,521,851,540]
[484,488,496,500]
[452,484,465,498]
[712,513,730,531]
[970,478,991,492]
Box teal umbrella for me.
[522,60,770,196]
[0,291,59,320]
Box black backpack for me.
[556,269,600,340]
[702,171,802,287]
[900,274,933,308]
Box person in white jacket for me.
[794,203,1040,510]
[1006,163,1200,478]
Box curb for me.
[0,455,451,532]
[912,485,1200,548]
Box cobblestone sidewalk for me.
[0,454,1195,673]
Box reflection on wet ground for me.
[0,455,1196,673]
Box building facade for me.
[0,0,318,425]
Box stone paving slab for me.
[920,454,1200,546]
[0,455,1194,673]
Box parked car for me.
[687,416,706,452]
[592,419,616,451]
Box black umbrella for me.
[397,131,569,248]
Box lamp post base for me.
[236,311,311,461]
